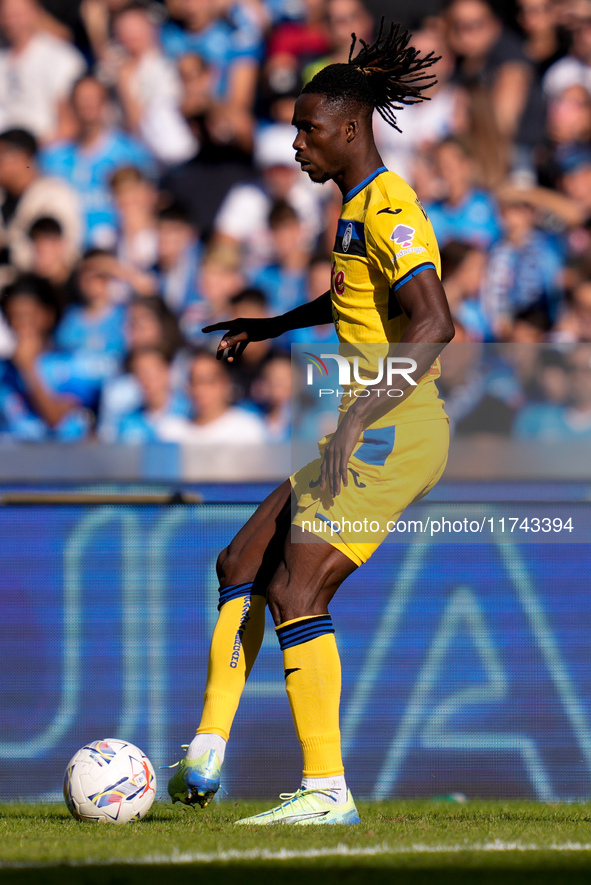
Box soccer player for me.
[167,22,455,825]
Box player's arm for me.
[351,268,454,419]
[203,291,332,361]
[320,269,454,497]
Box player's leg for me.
[236,528,361,825]
[168,480,292,806]
[196,479,293,740]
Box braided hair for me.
[301,20,440,132]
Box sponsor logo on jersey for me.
[390,224,416,248]
[378,207,402,216]
[342,222,353,252]
[395,246,427,259]
[331,259,346,296]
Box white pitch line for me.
[2,841,591,868]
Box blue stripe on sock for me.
[218,582,268,610]
[276,615,335,650]
[218,582,254,609]
[280,622,333,643]
[276,615,332,639]
[279,629,335,650]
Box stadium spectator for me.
[159,0,263,120]
[98,295,189,441]
[180,242,244,344]
[249,200,310,313]
[514,343,591,438]
[28,216,79,313]
[554,278,591,341]
[515,0,568,177]
[0,0,86,141]
[437,328,520,435]
[425,136,502,249]
[374,23,463,184]
[536,348,570,404]
[40,75,156,248]
[159,52,257,238]
[107,2,196,165]
[251,351,292,442]
[290,252,339,346]
[213,123,323,270]
[507,147,591,255]
[263,0,329,120]
[444,0,532,140]
[0,128,82,271]
[0,274,90,438]
[518,0,567,74]
[116,343,187,442]
[110,165,158,272]
[529,83,591,189]
[159,348,266,443]
[155,202,201,315]
[507,305,553,341]
[55,249,126,409]
[438,240,488,339]
[543,0,591,96]
[453,83,511,191]
[125,294,186,364]
[80,0,141,62]
[479,188,564,339]
[0,2,588,447]
[224,286,285,400]
[302,0,374,83]
[266,0,330,84]
[557,145,591,239]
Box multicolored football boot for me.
[235,788,360,825]
[167,748,221,808]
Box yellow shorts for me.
[291,418,449,567]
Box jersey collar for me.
[342,166,388,204]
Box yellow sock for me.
[197,585,266,741]
[277,615,344,778]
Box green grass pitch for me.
[1,800,591,885]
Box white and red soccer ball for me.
[63,739,156,823]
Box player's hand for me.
[320,410,364,498]
[202,317,277,362]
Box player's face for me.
[292,93,352,184]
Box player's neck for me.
[333,148,385,201]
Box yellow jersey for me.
[330,165,447,425]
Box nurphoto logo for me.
[302,351,418,399]
[303,352,418,386]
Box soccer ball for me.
[63,739,156,823]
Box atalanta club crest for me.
[342,223,353,252]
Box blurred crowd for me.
[0,0,591,444]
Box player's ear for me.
[345,118,359,142]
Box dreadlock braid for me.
[301,19,440,132]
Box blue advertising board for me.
[1,492,591,803]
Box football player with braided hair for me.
[168,21,455,824]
